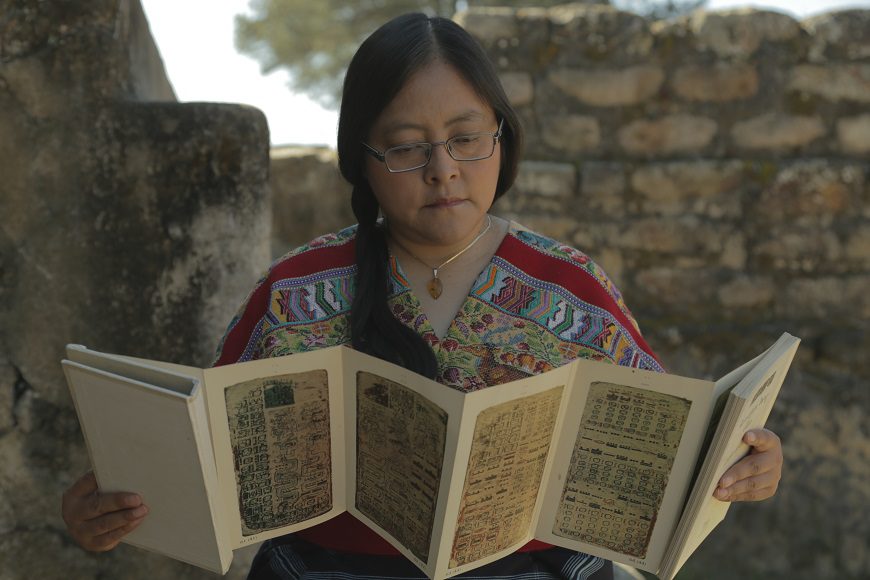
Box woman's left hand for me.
[713,428,783,502]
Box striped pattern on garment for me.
[248,538,612,580]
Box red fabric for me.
[497,235,664,370]
[295,513,551,555]
[214,239,356,367]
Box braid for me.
[350,183,438,379]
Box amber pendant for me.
[427,277,443,299]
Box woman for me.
[62,12,783,579]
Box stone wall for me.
[270,5,869,579]
[1,1,268,578]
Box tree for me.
[235,0,706,108]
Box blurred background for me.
[0,1,867,579]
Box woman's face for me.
[364,60,501,252]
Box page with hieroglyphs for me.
[534,360,718,576]
[205,348,349,551]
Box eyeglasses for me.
[362,119,504,173]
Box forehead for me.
[372,60,494,134]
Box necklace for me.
[391,214,493,300]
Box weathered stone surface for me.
[454,7,518,43]
[780,276,870,318]
[0,360,15,434]
[513,161,575,197]
[549,4,654,64]
[672,63,758,102]
[540,114,601,153]
[753,161,861,226]
[788,64,870,103]
[717,275,776,309]
[270,146,353,257]
[547,66,664,106]
[751,230,844,272]
[618,114,717,155]
[844,226,870,266]
[690,8,802,58]
[630,161,743,217]
[804,9,870,62]
[613,217,727,255]
[0,2,269,579]
[580,162,626,216]
[499,72,534,106]
[837,113,870,154]
[731,113,826,150]
[633,267,718,308]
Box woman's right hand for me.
[61,471,149,552]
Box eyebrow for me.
[381,110,489,136]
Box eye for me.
[389,143,427,157]
[453,135,481,145]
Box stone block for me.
[270,146,352,258]
[454,8,518,44]
[844,225,870,265]
[540,114,601,153]
[547,65,664,106]
[731,113,826,151]
[751,230,844,273]
[720,233,747,270]
[780,276,870,318]
[548,4,654,64]
[633,267,718,307]
[804,9,870,62]
[618,114,717,156]
[613,217,727,255]
[754,161,861,226]
[672,63,759,102]
[580,162,627,217]
[629,161,743,217]
[717,275,776,309]
[837,113,870,154]
[514,161,576,197]
[499,72,534,106]
[788,64,870,103]
[690,8,802,58]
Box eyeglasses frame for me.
[362,119,504,173]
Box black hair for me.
[337,13,524,378]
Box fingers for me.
[713,428,783,503]
[62,471,147,553]
[714,469,779,502]
[86,512,148,552]
[743,428,781,452]
[85,490,143,520]
[80,504,149,538]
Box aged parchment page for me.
[552,382,691,557]
[449,386,564,569]
[225,370,332,536]
[355,371,448,562]
[206,348,348,550]
[536,360,715,574]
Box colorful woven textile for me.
[215,222,662,379]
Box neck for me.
[388,215,492,267]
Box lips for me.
[426,197,465,208]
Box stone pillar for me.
[0,1,269,577]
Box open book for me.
[61,332,799,579]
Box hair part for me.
[338,13,524,377]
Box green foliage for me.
[235,0,706,108]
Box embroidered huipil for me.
[214,221,663,560]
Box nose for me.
[423,142,459,183]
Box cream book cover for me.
[61,332,799,579]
